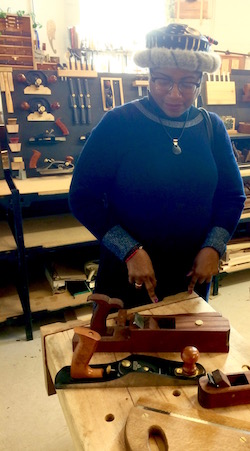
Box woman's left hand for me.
[187,247,220,294]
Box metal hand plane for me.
[56,327,206,389]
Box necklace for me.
[157,110,190,155]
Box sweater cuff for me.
[102,225,140,261]
[201,226,230,257]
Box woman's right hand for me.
[126,248,158,303]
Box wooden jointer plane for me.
[72,293,230,353]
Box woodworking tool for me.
[6,118,19,133]
[76,78,86,124]
[73,294,230,353]
[29,151,74,175]
[29,129,66,145]
[0,67,14,113]
[55,326,205,389]
[198,368,250,408]
[68,78,79,124]
[55,118,70,136]
[21,97,60,121]
[29,149,42,168]
[16,71,57,94]
[83,78,92,124]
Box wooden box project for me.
[205,79,236,105]
[175,0,211,19]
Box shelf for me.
[0,35,31,40]
[14,174,72,195]
[240,168,250,177]
[0,53,33,58]
[0,273,91,324]
[0,45,32,49]
[240,211,250,221]
[22,214,97,250]
[0,221,17,253]
[230,134,250,140]
[0,14,35,70]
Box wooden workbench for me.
[42,292,250,450]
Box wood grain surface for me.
[42,292,250,450]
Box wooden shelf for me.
[22,214,96,250]
[0,274,91,324]
[0,14,35,70]
[13,174,72,195]
[0,221,16,253]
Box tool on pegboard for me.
[9,137,21,152]
[29,150,74,175]
[29,129,66,145]
[76,78,86,124]
[0,67,14,113]
[16,71,57,95]
[68,77,79,124]
[21,97,60,121]
[6,118,19,133]
[83,78,92,124]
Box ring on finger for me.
[134,282,143,289]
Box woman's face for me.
[149,67,202,117]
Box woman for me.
[69,24,245,306]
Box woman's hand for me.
[187,247,220,294]
[126,248,158,303]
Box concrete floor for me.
[0,269,250,451]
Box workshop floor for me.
[0,269,250,451]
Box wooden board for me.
[42,293,250,451]
[125,398,250,450]
[22,214,96,249]
[0,220,16,252]
[205,81,236,105]
[0,179,11,196]
[13,175,72,195]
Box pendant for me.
[172,139,182,155]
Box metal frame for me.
[4,169,33,340]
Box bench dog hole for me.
[172,389,181,397]
[105,413,115,422]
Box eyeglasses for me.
[151,76,201,95]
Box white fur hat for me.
[134,24,221,73]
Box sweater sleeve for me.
[201,113,246,256]
[69,107,140,261]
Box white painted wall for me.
[1,0,250,68]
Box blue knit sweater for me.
[69,97,245,266]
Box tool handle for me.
[181,346,200,376]
[88,293,124,335]
[29,149,41,169]
[86,101,92,124]
[72,104,79,124]
[79,104,86,124]
[55,117,69,135]
[4,72,14,113]
[70,327,104,379]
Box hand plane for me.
[55,327,206,389]
[198,368,250,408]
[72,293,230,353]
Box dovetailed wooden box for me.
[175,0,210,19]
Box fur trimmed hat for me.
[134,24,221,73]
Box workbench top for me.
[0,175,72,196]
[41,292,250,450]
